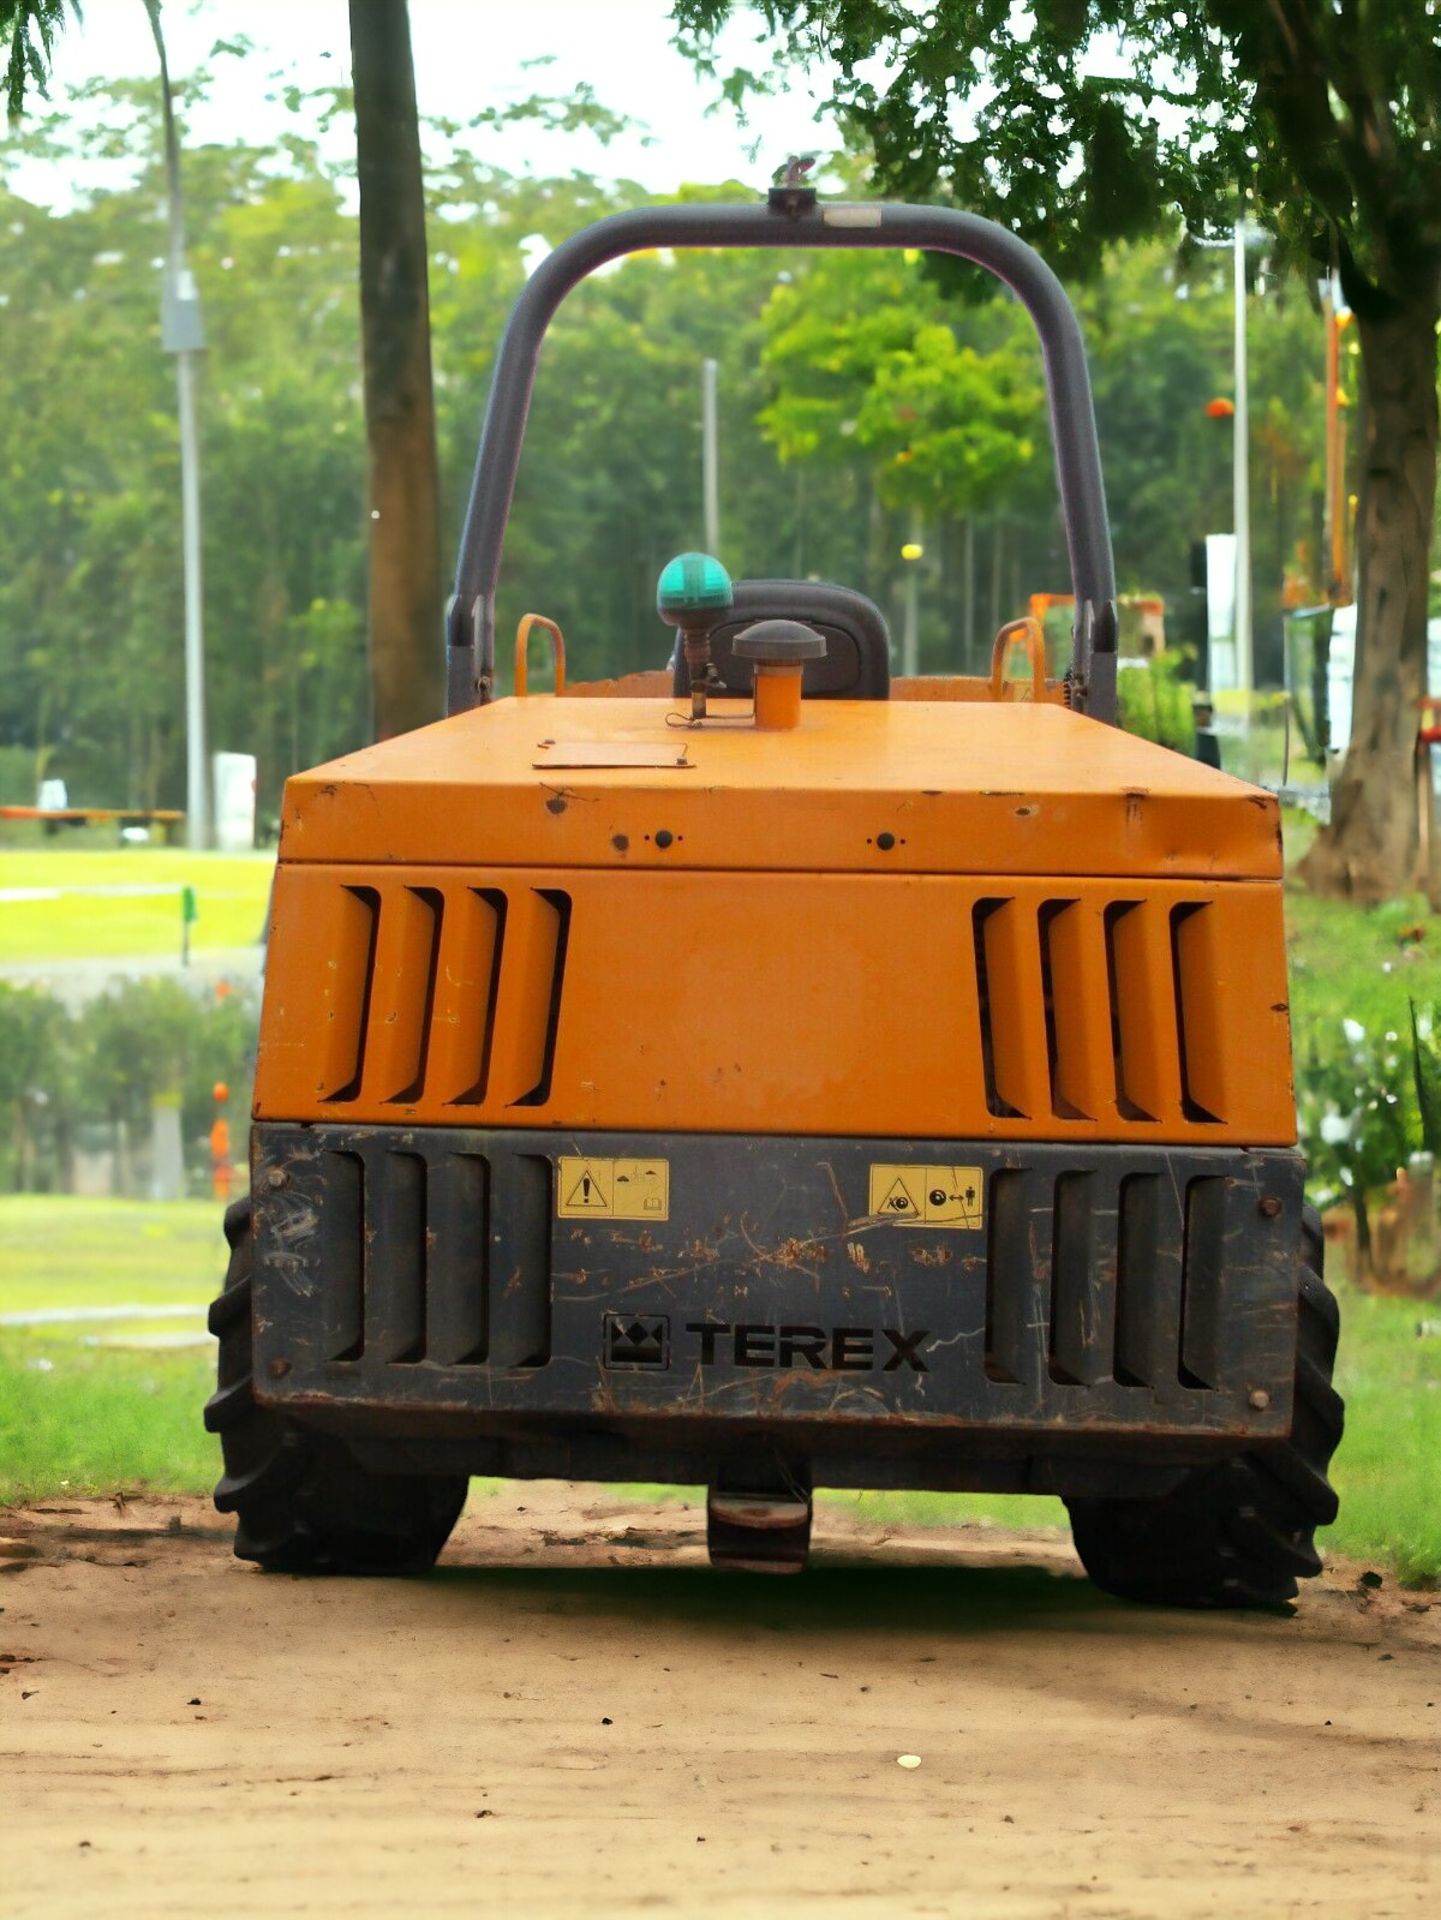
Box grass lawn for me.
[0,1196,223,1317]
[0,1344,217,1500]
[0,1199,221,1500]
[819,1282,1441,1587]
[0,829,1436,1576]
[1281,810,1441,1041]
[0,847,274,962]
[1,1196,1436,1584]
[1286,882,1441,1040]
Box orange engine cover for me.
[255,863,1295,1144]
[255,694,1295,1146]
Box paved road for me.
[2,1490,1437,1918]
[0,945,262,1005]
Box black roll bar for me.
[447,195,1118,720]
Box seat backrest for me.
[670,579,891,700]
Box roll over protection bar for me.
[447,195,1118,721]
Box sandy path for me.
[1,1489,1436,1919]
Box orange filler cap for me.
[734,619,827,732]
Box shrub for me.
[0,978,258,1195]
[0,983,72,1191]
[1116,649,1197,754]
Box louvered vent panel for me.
[973,895,1222,1129]
[984,1166,1239,1395]
[313,886,379,1102]
[317,881,570,1116]
[1171,903,1225,1123]
[319,1139,546,1371]
[429,888,506,1106]
[261,867,1263,1138]
[364,888,443,1105]
[1042,899,1115,1122]
[974,900,1049,1119]
[486,888,571,1108]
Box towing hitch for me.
[706,1467,813,1574]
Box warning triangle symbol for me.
[880,1175,921,1218]
[564,1167,609,1211]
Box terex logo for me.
[685,1322,930,1373]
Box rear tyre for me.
[1065,1206,1343,1608]
[204,1197,469,1575]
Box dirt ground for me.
[1,1489,1437,1920]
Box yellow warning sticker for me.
[868,1164,984,1230]
[557,1156,670,1221]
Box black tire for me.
[204,1197,469,1574]
[1065,1206,1343,1608]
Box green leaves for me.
[1296,1013,1414,1219]
[673,0,1441,306]
[1035,0,1089,48]
[1081,93,1164,246]
[2,0,73,122]
[758,249,1040,515]
[0,50,1355,787]
[1410,999,1441,1159]
[1114,651,1197,753]
[854,324,1039,513]
[0,978,259,1193]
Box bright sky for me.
[8,0,843,201]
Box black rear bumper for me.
[249,1123,1304,1492]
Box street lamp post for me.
[146,0,209,849]
[900,531,923,676]
[1321,277,1354,606]
[701,357,720,558]
[1199,214,1262,695]
[1232,218,1253,696]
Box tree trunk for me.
[1301,294,1439,899]
[349,0,443,740]
[1351,1183,1372,1281]
[13,1099,30,1194]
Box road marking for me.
[0,885,187,903]
[0,1303,207,1327]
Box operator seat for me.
[669,579,891,700]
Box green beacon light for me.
[656,551,733,720]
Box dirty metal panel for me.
[250,1126,1304,1443]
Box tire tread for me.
[1066,1205,1344,1609]
[206,1198,468,1575]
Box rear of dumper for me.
[207,191,1341,1602]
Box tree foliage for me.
[759,251,1041,516]
[675,0,1441,312]
[677,0,1441,898]
[0,976,257,1193]
[0,68,1334,808]
[0,77,374,816]
[1,0,71,120]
